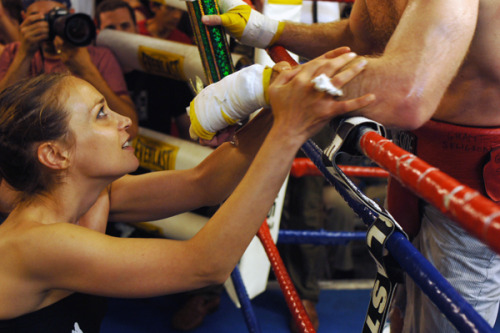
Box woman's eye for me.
[97,107,107,119]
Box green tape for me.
[187,0,235,84]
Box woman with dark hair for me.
[0,49,373,332]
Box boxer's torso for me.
[356,0,500,127]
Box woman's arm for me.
[107,108,274,223]
[24,51,374,298]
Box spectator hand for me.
[54,37,92,76]
[202,0,284,49]
[18,13,48,55]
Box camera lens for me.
[63,14,96,46]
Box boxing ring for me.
[97,0,500,330]
[178,0,500,329]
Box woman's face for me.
[64,77,139,180]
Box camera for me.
[45,8,96,47]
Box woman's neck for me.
[10,181,109,226]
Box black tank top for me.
[0,293,107,332]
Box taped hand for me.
[188,64,273,141]
[202,0,284,49]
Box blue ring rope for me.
[230,266,262,333]
[301,139,493,333]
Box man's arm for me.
[278,0,479,129]
[206,0,478,129]
[339,0,478,129]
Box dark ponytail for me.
[0,73,71,199]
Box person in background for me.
[96,0,192,139]
[138,0,192,44]
[121,0,150,22]
[0,0,138,138]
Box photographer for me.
[0,0,138,138]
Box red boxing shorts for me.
[388,119,500,238]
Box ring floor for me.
[101,280,500,333]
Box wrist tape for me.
[219,0,284,48]
[189,64,272,140]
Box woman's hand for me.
[268,48,375,144]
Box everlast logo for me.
[392,129,416,154]
[363,216,398,333]
[132,135,179,171]
[138,46,186,81]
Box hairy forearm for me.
[343,3,476,129]
[277,20,360,60]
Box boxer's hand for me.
[188,64,272,141]
[198,125,239,147]
[202,0,284,49]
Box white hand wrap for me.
[189,64,271,140]
[218,0,244,13]
[218,0,282,49]
[240,10,281,49]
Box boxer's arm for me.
[344,0,477,129]
[271,0,478,130]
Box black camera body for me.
[45,8,96,47]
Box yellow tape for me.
[221,109,239,126]
[138,45,187,81]
[189,101,216,140]
[132,135,180,171]
[268,0,302,5]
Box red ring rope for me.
[268,45,500,255]
[257,222,316,333]
[291,157,389,178]
[360,132,500,254]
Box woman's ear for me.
[37,141,70,170]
